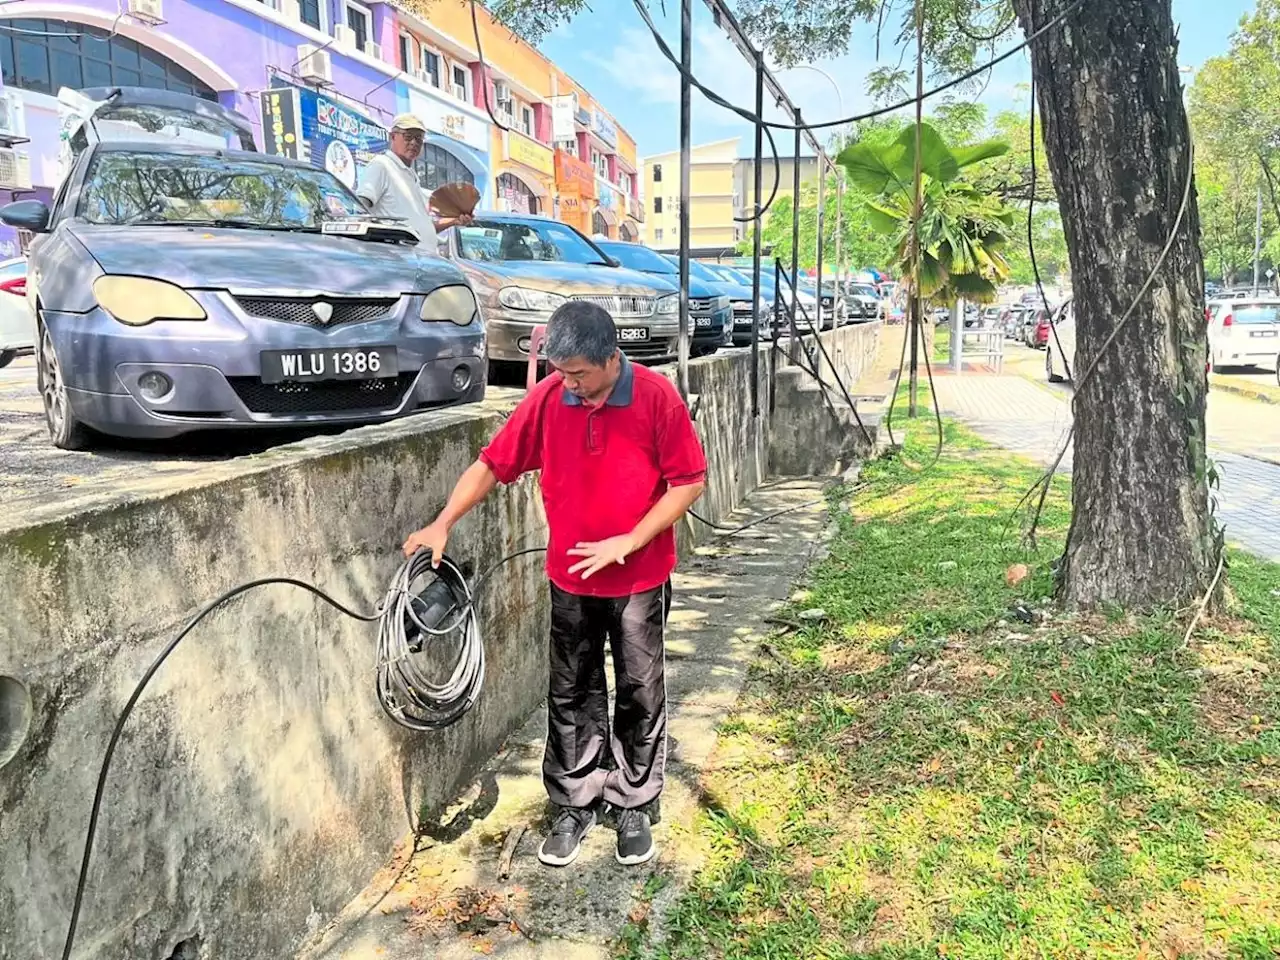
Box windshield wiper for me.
[122,217,319,232]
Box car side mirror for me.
[1,200,50,233]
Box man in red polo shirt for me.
[402,301,706,868]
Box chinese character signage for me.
[407,88,490,151]
[265,79,388,190]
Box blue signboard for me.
[590,109,617,149]
[265,80,388,191]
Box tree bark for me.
[1011,0,1215,609]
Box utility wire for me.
[470,0,511,133]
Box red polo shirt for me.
[479,356,707,598]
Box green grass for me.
[619,420,1280,960]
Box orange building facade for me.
[392,0,641,239]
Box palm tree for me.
[838,122,1015,305]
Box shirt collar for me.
[561,353,635,408]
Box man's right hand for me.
[402,520,449,565]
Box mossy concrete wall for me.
[0,323,879,960]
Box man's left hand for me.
[567,535,638,580]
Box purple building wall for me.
[0,0,401,190]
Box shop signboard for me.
[590,108,617,149]
[551,95,577,142]
[554,149,596,201]
[265,79,387,190]
[506,132,554,177]
[408,88,489,151]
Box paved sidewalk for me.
[929,375,1280,561]
[295,482,834,960]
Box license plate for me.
[1250,330,1278,338]
[260,346,398,384]
[694,316,712,328]
[618,327,649,342]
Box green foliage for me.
[838,122,1014,303]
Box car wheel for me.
[1046,344,1064,383]
[0,349,14,369]
[36,319,92,450]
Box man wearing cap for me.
[357,113,470,246]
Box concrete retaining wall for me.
[0,323,880,960]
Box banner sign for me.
[506,132,554,177]
[266,79,388,190]
[590,108,617,149]
[551,95,576,142]
[554,149,596,200]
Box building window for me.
[497,173,539,215]
[416,143,474,192]
[619,171,632,195]
[345,2,371,50]
[592,210,608,237]
[0,19,217,99]
[398,34,412,71]
[653,197,662,214]
[420,48,440,88]
[654,228,664,242]
[298,0,322,30]
[592,150,608,180]
[653,163,662,183]
[520,106,533,138]
[557,139,576,158]
[451,64,469,102]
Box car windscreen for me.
[79,152,364,229]
[849,284,878,297]
[1230,304,1280,324]
[459,219,606,264]
[601,243,676,274]
[679,258,728,285]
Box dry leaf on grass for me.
[1006,563,1030,586]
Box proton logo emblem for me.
[311,301,334,324]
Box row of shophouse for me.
[0,0,643,257]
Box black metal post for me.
[789,109,802,354]
[769,257,781,416]
[677,0,692,402]
[750,52,764,419]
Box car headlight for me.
[657,294,679,315]
[498,286,567,312]
[93,276,206,326]
[718,296,731,310]
[420,284,478,326]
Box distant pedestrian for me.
[402,302,707,869]
[357,114,470,246]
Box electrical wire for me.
[629,0,1089,133]
[733,119,782,223]
[470,0,511,133]
[1027,49,1072,382]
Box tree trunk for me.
[1012,0,1215,609]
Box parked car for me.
[1021,305,1052,347]
[980,306,1003,329]
[1001,306,1027,339]
[594,240,731,356]
[841,282,881,322]
[1045,300,1076,383]
[1207,297,1280,371]
[0,257,30,368]
[671,258,770,345]
[707,262,821,330]
[446,214,679,373]
[3,93,485,450]
[818,281,848,322]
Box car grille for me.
[234,296,399,327]
[569,295,656,318]
[731,299,754,315]
[623,341,675,361]
[690,297,728,313]
[228,374,416,414]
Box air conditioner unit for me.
[493,80,511,104]
[333,24,358,48]
[296,44,333,83]
[127,0,164,24]
[364,40,382,60]
[415,68,436,87]
[279,0,301,20]
[452,83,467,101]
[0,93,25,140]
[0,149,32,190]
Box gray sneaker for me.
[538,806,596,867]
[615,807,656,866]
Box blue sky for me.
[538,0,1256,159]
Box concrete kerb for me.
[1210,374,1280,406]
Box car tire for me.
[1046,344,1064,383]
[0,349,14,369]
[36,318,92,450]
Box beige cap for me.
[390,113,427,132]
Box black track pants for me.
[543,580,671,810]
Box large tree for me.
[1009,0,1213,608]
